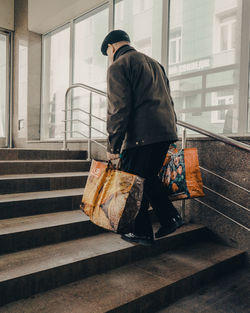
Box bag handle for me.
[107,154,123,171]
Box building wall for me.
[13,0,41,147]
[0,0,14,30]
[179,138,250,261]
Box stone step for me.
[0,160,91,175]
[0,188,84,219]
[0,229,245,309]
[0,224,207,306]
[154,267,249,313]
[0,149,87,160]
[0,172,88,194]
[0,210,105,254]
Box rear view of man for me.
[101,30,184,246]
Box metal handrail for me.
[177,121,250,152]
[65,83,107,97]
[200,167,249,193]
[63,119,108,136]
[203,185,249,211]
[64,130,106,149]
[63,108,107,123]
[63,83,250,153]
[194,198,250,231]
[63,83,107,155]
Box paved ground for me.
[157,267,250,313]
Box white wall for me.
[0,0,14,30]
[28,0,106,34]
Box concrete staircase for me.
[0,149,246,312]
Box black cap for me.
[101,30,130,56]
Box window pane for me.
[0,34,7,138]
[169,0,242,135]
[231,22,236,49]
[41,25,70,140]
[114,0,163,62]
[73,5,109,139]
[170,40,177,64]
[220,24,228,51]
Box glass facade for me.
[115,0,163,62]
[41,6,108,140]
[72,5,109,139]
[0,33,7,139]
[40,0,250,140]
[169,0,242,135]
[41,25,70,139]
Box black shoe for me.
[173,214,185,228]
[155,215,185,239]
[155,222,177,239]
[121,233,154,246]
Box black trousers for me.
[120,141,179,237]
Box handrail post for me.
[87,92,92,160]
[181,128,187,220]
[63,90,68,150]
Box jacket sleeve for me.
[106,63,132,154]
[160,65,177,123]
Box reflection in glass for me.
[169,0,241,135]
[41,25,70,140]
[72,5,108,139]
[115,0,163,62]
[0,34,6,138]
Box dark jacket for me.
[107,45,178,154]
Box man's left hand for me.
[107,152,120,160]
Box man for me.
[101,30,184,246]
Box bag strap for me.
[107,154,123,171]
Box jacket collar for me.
[113,45,135,61]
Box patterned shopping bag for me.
[159,147,205,201]
[80,160,144,233]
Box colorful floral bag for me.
[80,160,144,233]
[159,147,205,201]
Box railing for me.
[63,83,107,157]
[63,83,250,154]
[63,83,250,229]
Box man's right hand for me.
[107,152,120,160]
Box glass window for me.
[219,16,236,51]
[169,27,182,65]
[72,5,109,139]
[169,0,242,135]
[41,25,70,140]
[0,33,7,139]
[114,0,163,62]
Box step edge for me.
[0,212,89,235]
[0,172,89,180]
[0,188,84,203]
[0,225,208,282]
[108,251,246,313]
[0,160,91,163]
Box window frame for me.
[219,18,236,52]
